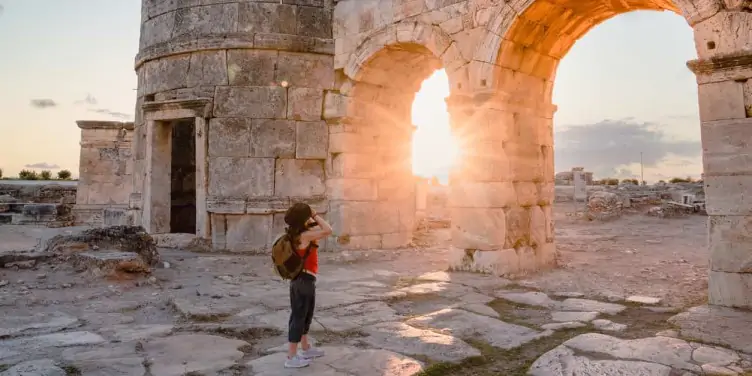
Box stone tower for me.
[130,0,335,251]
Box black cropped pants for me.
[288,272,316,343]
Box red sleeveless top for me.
[297,241,319,275]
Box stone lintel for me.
[135,33,333,69]
[687,52,752,75]
[76,121,135,131]
[142,98,213,119]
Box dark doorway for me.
[170,119,196,234]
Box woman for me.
[283,202,333,369]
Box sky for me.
[0,2,701,183]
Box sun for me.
[411,69,458,184]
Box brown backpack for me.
[271,234,314,280]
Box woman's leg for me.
[301,282,315,350]
[287,279,308,358]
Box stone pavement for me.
[0,251,751,376]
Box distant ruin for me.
[70,0,752,309]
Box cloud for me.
[554,118,701,179]
[75,94,98,105]
[30,99,57,109]
[88,108,132,120]
[24,162,60,169]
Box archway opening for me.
[411,69,456,185]
[332,42,450,249]
[482,0,706,302]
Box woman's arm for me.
[300,211,333,242]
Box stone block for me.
[515,182,538,206]
[295,121,328,159]
[208,118,250,157]
[328,153,380,179]
[377,177,414,202]
[328,201,399,236]
[238,2,297,34]
[451,208,506,250]
[206,200,245,214]
[529,205,546,247]
[274,159,326,197]
[298,6,332,38]
[276,52,335,90]
[505,142,544,182]
[708,215,752,273]
[705,175,752,215]
[326,178,378,200]
[140,12,175,49]
[701,118,752,174]
[224,214,273,253]
[254,33,334,55]
[208,157,275,198]
[518,247,537,273]
[454,142,511,181]
[542,205,553,241]
[323,91,347,120]
[536,242,556,269]
[227,50,278,86]
[250,119,297,158]
[173,3,239,38]
[142,55,191,95]
[103,208,129,226]
[698,81,746,122]
[449,181,516,208]
[332,234,382,250]
[448,248,521,277]
[708,270,752,309]
[288,88,324,121]
[382,232,411,249]
[328,131,378,154]
[213,87,287,119]
[505,207,531,248]
[187,51,228,87]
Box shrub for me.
[18,169,39,180]
[40,170,52,180]
[669,177,693,183]
[0,168,2,179]
[57,170,72,180]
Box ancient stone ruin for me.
[69,0,752,309]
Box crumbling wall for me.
[72,121,134,226]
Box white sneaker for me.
[300,347,325,359]
[284,355,311,368]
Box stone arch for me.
[327,22,463,251]
[448,0,752,308]
[344,21,467,92]
[471,0,719,93]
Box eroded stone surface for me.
[529,345,673,376]
[248,346,424,376]
[142,334,248,376]
[669,305,752,353]
[592,319,628,332]
[557,298,627,314]
[626,295,662,305]
[360,322,481,363]
[406,308,550,349]
[0,312,79,338]
[0,359,66,376]
[551,311,599,323]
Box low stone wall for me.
[0,182,77,204]
[72,121,135,227]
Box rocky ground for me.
[0,204,750,376]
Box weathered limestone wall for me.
[689,3,752,309]
[132,0,334,252]
[73,121,134,226]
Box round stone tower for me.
[131,0,334,251]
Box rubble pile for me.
[586,191,623,221]
[1,226,162,277]
[647,202,698,218]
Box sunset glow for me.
[411,69,457,184]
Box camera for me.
[306,220,319,229]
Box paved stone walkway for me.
[0,248,751,375]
